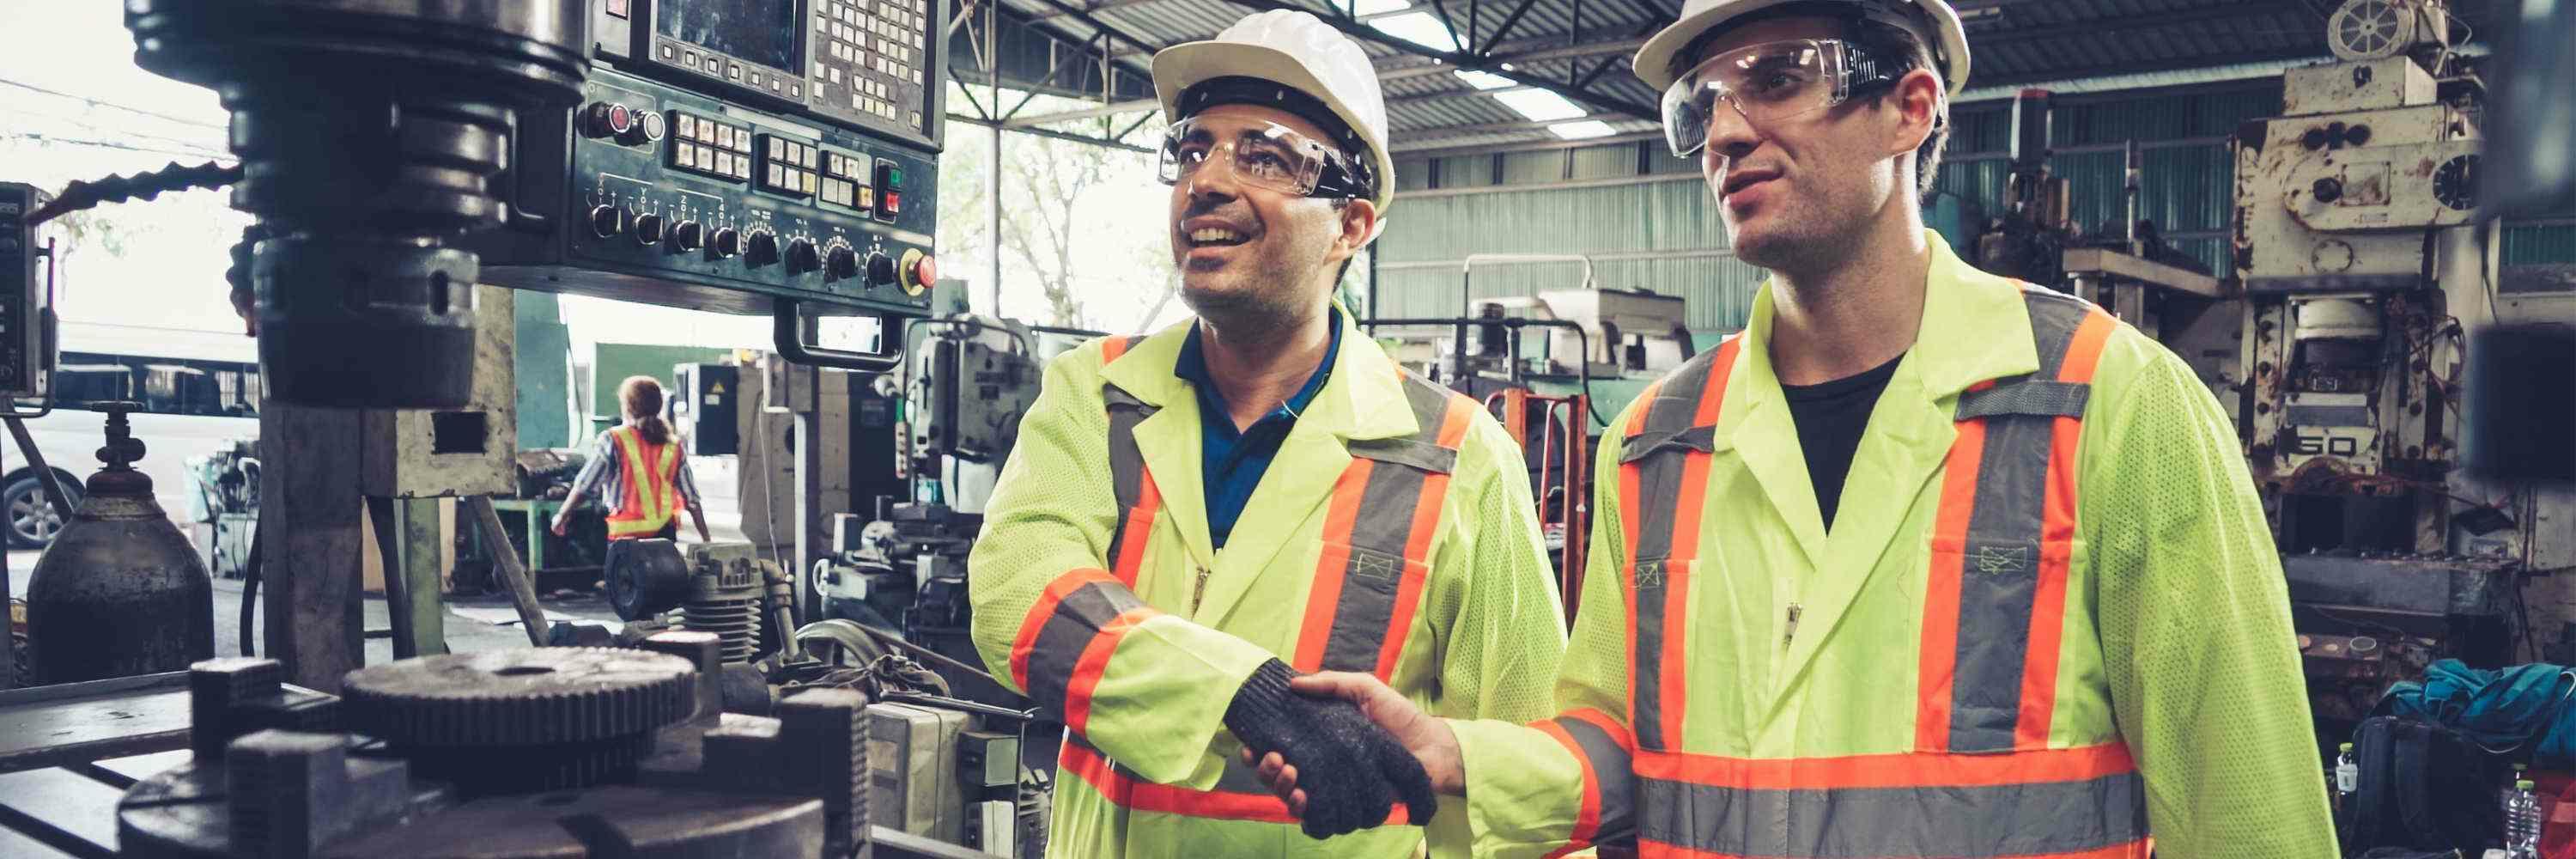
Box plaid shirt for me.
[567,427,701,514]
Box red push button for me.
[914,253,936,286]
[881,192,901,214]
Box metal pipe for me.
[989,0,1004,317]
[1359,316,1601,425]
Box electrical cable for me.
[0,77,228,131]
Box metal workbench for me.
[0,669,994,858]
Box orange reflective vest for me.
[1547,289,2148,858]
[1032,333,1478,825]
[605,425,683,539]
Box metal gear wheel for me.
[341,648,696,747]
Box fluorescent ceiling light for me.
[1548,120,1617,139]
[1350,0,1410,15]
[1493,88,1585,121]
[1368,11,1461,52]
[1453,70,1515,89]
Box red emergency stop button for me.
[900,249,933,295]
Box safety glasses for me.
[1660,38,1902,157]
[1157,116,1370,199]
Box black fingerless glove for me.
[1223,659,1437,838]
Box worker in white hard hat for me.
[965,9,1568,857]
[1249,1,2338,856]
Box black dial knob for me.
[633,212,664,245]
[744,230,781,267]
[785,237,822,275]
[824,245,860,282]
[866,251,896,287]
[587,204,623,238]
[710,227,742,259]
[580,102,633,139]
[670,220,704,253]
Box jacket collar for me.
[1720,230,2047,699]
[1093,303,1420,623]
[1098,303,1419,442]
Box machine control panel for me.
[596,0,945,149]
[463,70,939,314]
[0,183,54,399]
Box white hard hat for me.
[1631,0,1971,95]
[1153,10,1397,213]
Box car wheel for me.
[4,476,80,550]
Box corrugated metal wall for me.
[1377,79,2576,333]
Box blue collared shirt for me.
[1174,308,1341,549]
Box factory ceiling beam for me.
[1973,3,2301,45]
[1217,0,1662,119]
[1375,35,1648,80]
[1000,97,1162,127]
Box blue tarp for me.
[2377,660,2576,764]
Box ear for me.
[1886,67,1943,158]
[1334,198,1382,259]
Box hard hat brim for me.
[1152,41,1399,213]
[1631,0,1971,97]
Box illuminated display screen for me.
[659,0,805,71]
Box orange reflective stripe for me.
[1631,741,2136,790]
[1534,720,1602,850]
[1098,333,1144,363]
[1637,839,2148,859]
[1376,397,1468,679]
[1915,382,1990,751]
[1063,606,1158,734]
[1010,568,1117,691]
[2018,308,2117,746]
[1059,740,1417,825]
[1294,459,1375,672]
[1110,468,1160,589]
[1537,706,1636,854]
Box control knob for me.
[710,227,742,259]
[825,244,860,283]
[618,110,665,146]
[744,230,781,267]
[669,220,704,253]
[587,204,623,239]
[633,212,664,245]
[866,251,896,287]
[785,237,822,275]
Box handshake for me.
[1221,659,1466,839]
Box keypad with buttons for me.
[758,134,821,198]
[668,110,755,182]
[817,150,875,210]
[810,0,932,135]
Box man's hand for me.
[1242,671,1467,820]
[549,515,569,537]
[1222,660,1438,839]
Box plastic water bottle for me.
[2334,742,2358,807]
[2505,778,2542,859]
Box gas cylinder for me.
[25,401,214,684]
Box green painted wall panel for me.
[513,291,575,450]
[588,343,734,436]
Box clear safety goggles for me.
[1660,38,1904,157]
[1157,115,1370,199]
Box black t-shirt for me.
[1780,353,1904,532]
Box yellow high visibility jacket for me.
[1443,234,2336,859]
[969,309,1568,858]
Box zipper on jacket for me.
[1783,603,1802,649]
[1192,566,1212,613]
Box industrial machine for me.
[0,182,57,399]
[456,0,943,375]
[2222,0,2576,723]
[100,640,1027,858]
